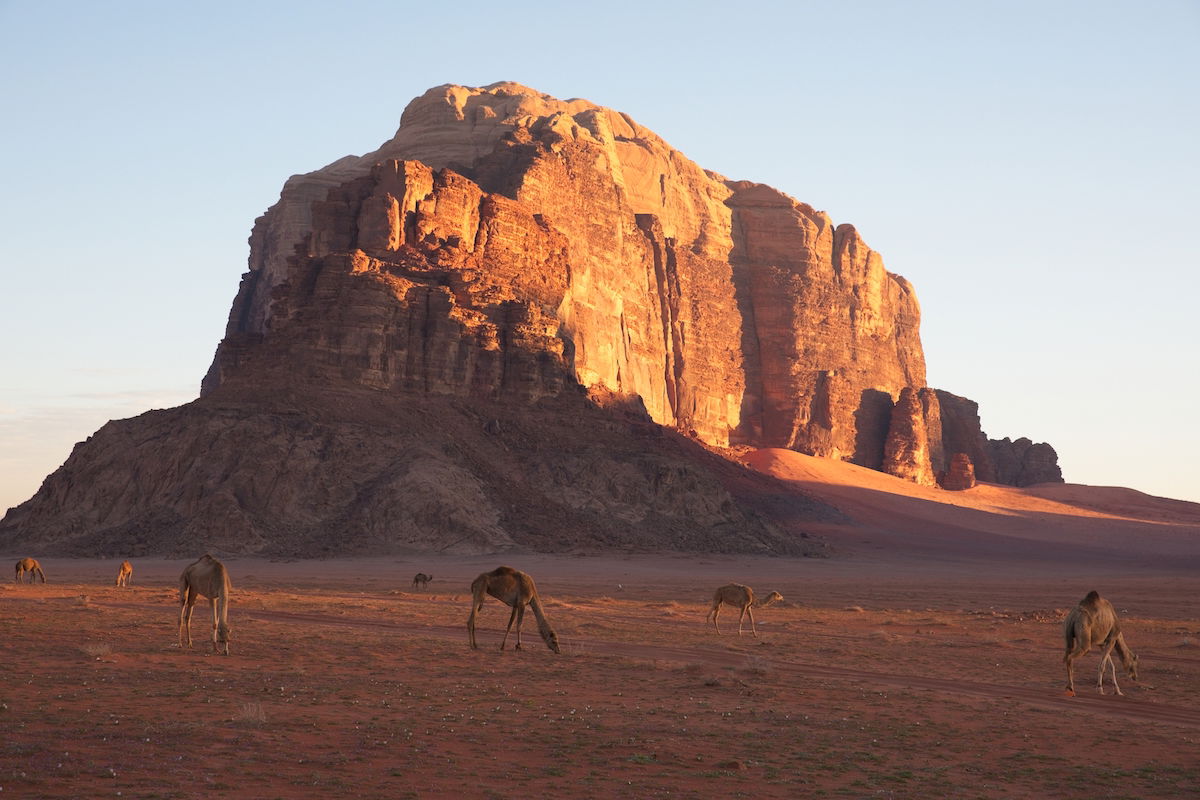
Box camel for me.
[115,560,133,587]
[412,572,432,589]
[14,557,46,583]
[706,583,783,638]
[467,566,560,653]
[1063,590,1139,696]
[178,554,232,655]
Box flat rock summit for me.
[2,82,1065,556]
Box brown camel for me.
[1063,590,1138,696]
[706,583,783,638]
[115,560,133,587]
[467,566,560,653]
[412,572,432,589]
[178,554,232,655]
[14,557,46,583]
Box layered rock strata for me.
[2,82,1060,555]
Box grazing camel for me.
[706,583,783,638]
[178,554,232,655]
[467,566,560,653]
[412,572,432,589]
[1063,590,1139,696]
[14,557,46,583]
[115,560,133,587]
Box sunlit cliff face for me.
[209,82,925,465]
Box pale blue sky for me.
[2,0,1197,512]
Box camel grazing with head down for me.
[1063,590,1138,696]
[467,566,560,653]
[14,558,46,583]
[115,560,133,587]
[706,583,783,638]
[412,572,432,590]
[179,555,232,655]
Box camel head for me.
[540,626,561,654]
[756,591,784,608]
[1128,653,1139,682]
[215,621,232,655]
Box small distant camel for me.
[467,566,560,653]
[706,583,783,638]
[14,557,46,583]
[179,554,232,655]
[115,560,133,587]
[412,572,432,589]
[1063,590,1139,696]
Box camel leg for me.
[1064,650,1080,696]
[1096,640,1119,695]
[210,598,220,654]
[747,605,758,638]
[736,605,747,636]
[500,604,519,650]
[1105,653,1123,696]
[470,599,484,652]
[514,604,526,650]
[710,603,723,635]
[179,598,195,648]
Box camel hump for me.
[1082,590,1101,604]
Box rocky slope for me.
[1,82,1059,555]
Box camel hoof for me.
[1064,689,1076,697]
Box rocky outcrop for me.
[988,437,1063,486]
[939,453,978,491]
[2,82,1062,556]
[0,388,832,556]
[882,387,938,486]
[204,82,926,460]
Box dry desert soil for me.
[3,451,1199,799]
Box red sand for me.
[3,452,1198,798]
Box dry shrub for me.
[844,605,865,613]
[81,643,111,659]
[738,655,770,677]
[236,702,267,726]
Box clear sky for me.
[1,0,1197,513]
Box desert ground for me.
[3,452,1199,799]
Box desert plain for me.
[3,450,1199,799]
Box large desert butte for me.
[4,454,1199,799]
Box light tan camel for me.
[115,560,133,587]
[178,554,232,655]
[412,572,432,589]
[706,583,783,638]
[1063,590,1139,696]
[467,566,560,653]
[14,557,46,583]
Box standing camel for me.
[706,583,783,638]
[1063,590,1139,696]
[467,566,560,653]
[179,554,232,655]
[14,557,46,583]
[115,560,133,587]
[412,572,432,590]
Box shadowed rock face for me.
[1,82,1058,555]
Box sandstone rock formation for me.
[1,82,1059,556]
[939,453,978,491]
